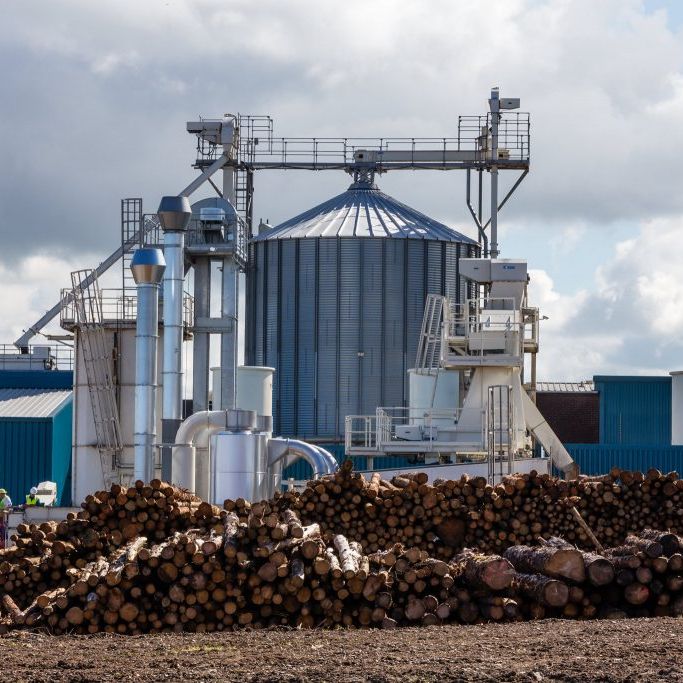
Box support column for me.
[157,195,191,483]
[130,248,165,483]
[220,257,239,410]
[192,258,211,412]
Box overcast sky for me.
[2,0,683,380]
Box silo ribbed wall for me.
[246,237,479,442]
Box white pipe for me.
[173,410,228,491]
[267,438,337,478]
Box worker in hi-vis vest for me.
[0,489,13,510]
[25,487,39,506]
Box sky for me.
[2,0,683,381]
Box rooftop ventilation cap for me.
[158,195,192,231]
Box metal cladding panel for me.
[338,240,361,429]
[445,243,459,302]
[565,444,683,477]
[595,376,672,445]
[278,240,297,435]
[406,240,426,373]
[253,185,478,244]
[265,241,280,430]
[0,419,51,505]
[383,240,405,406]
[316,239,339,437]
[426,241,444,294]
[51,400,73,505]
[296,240,317,437]
[360,240,383,415]
[0,389,72,418]
[0,371,73,390]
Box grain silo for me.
[246,178,479,447]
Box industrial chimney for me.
[157,195,191,482]
[130,247,166,482]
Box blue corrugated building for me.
[0,370,73,505]
[594,375,671,445]
[540,374,681,476]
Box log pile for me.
[270,463,683,556]
[1,466,683,633]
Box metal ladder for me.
[70,270,123,487]
[121,199,143,299]
[415,294,446,373]
[487,384,514,484]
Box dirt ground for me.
[2,617,682,682]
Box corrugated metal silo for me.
[246,179,479,444]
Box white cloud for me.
[2,0,683,381]
[0,252,104,345]
[528,215,683,379]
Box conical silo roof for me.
[253,180,477,243]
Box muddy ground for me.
[2,617,682,682]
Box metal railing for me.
[185,217,247,266]
[193,113,530,170]
[345,406,487,453]
[442,297,526,357]
[0,344,74,371]
[60,288,194,328]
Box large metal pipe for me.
[130,248,166,483]
[267,438,337,478]
[172,410,229,492]
[158,195,192,482]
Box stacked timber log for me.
[270,463,683,556]
[2,466,683,633]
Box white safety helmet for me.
[30,487,37,495]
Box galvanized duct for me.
[158,195,192,482]
[130,248,166,483]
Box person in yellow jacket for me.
[25,487,40,506]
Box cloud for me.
[2,0,683,380]
[528,215,683,379]
[0,252,102,345]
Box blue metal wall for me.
[248,238,477,443]
[0,401,73,506]
[51,401,73,506]
[594,375,671,445]
[566,443,683,476]
[0,370,73,390]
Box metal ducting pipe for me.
[130,248,166,483]
[172,410,229,492]
[312,445,338,472]
[267,438,337,478]
[158,195,192,482]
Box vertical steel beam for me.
[192,259,211,412]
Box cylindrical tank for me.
[237,366,274,417]
[671,371,683,445]
[246,179,479,444]
[210,431,269,502]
